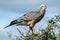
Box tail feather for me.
[4,19,17,29]
[4,25,11,28]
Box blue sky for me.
[0,0,60,40]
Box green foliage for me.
[8,15,60,40]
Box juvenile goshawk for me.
[4,4,46,34]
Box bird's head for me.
[40,4,46,11]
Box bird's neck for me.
[40,9,45,14]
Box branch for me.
[17,28,25,37]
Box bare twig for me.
[17,28,25,37]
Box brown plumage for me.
[4,4,46,34]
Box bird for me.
[4,4,46,34]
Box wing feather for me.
[20,10,41,20]
[17,9,45,22]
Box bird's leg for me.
[32,27,34,35]
[28,20,35,34]
[29,23,35,35]
[29,27,34,34]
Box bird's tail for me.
[4,19,17,29]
